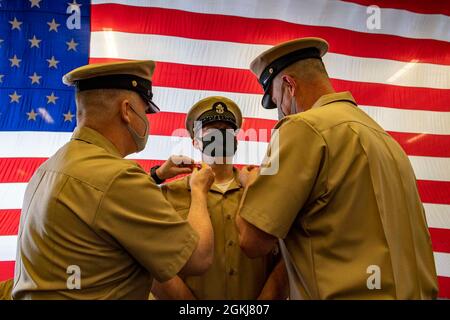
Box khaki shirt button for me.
[226,214,232,220]
[229,268,236,276]
[227,240,234,246]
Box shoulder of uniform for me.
[96,161,162,208]
[161,175,190,192]
[52,141,148,192]
[160,175,191,210]
[276,103,354,135]
[109,158,148,178]
[274,113,323,138]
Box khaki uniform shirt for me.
[161,169,278,300]
[0,279,13,300]
[240,92,438,299]
[13,127,199,299]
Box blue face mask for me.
[200,128,237,158]
[127,104,149,153]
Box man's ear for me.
[120,99,131,124]
[281,74,297,97]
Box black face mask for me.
[200,128,237,158]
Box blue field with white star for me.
[0,0,90,132]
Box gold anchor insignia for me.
[216,103,224,114]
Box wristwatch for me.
[150,165,165,184]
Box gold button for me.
[131,80,138,87]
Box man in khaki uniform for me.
[12,60,216,299]
[151,97,288,300]
[236,38,439,299]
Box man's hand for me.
[152,277,197,300]
[257,260,289,300]
[239,165,260,188]
[189,163,215,194]
[156,155,197,180]
[180,163,215,276]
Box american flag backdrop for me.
[0,0,449,298]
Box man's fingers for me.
[178,156,195,165]
[177,164,197,170]
[177,167,194,174]
[201,162,211,169]
[192,163,202,170]
[170,155,195,166]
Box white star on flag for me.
[66,38,79,51]
[29,72,42,84]
[46,56,60,69]
[29,0,42,8]
[47,18,60,32]
[28,35,42,48]
[63,110,75,122]
[9,91,22,103]
[26,109,38,121]
[9,17,23,30]
[46,92,59,104]
[9,55,21,68]
[67,0,82,11]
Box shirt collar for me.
[310,91,357,110]
[185,166,242,194]
[71,126,122,158]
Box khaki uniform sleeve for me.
[0,279,13,300]
[95,165,199,282]
[240,117,327,239]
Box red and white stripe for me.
[1,0,449,298]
